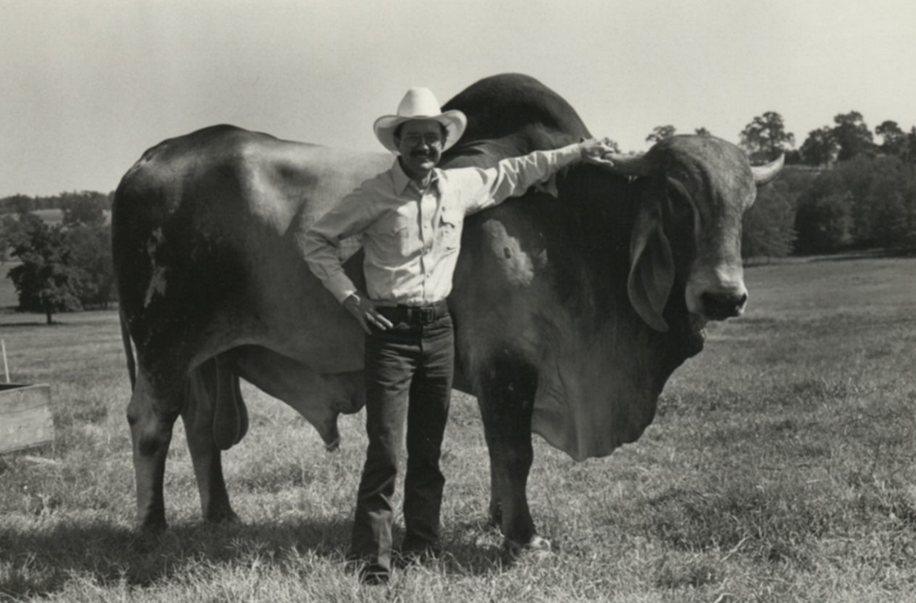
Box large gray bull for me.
[113,73,782,550]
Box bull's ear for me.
[627,205,674,332]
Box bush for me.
[742,181,796,259]
[795,192,853,254]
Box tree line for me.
[0,190,113,215]
[0,194,114,323]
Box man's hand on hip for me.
[344,293,394,334]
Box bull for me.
[112,73,782,551]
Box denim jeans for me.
[349,311,454,573]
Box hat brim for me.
[373,110,467,154]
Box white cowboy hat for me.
[373,87,467,154]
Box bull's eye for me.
[666,180,694,223]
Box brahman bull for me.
[112,73,782,551]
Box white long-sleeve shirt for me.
[303,143,583,306]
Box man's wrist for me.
[342,293,360,309]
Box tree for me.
[875,120,907,159]
[646,125,676,145]
[6,213,82,323]
[741,180,796,259]
[794,191,853,254]
[4,194,33,215]
[799,127,838,167]
[62,192,107,227]
[67,224,115,308]
[739,111,795,163]
[0,215,15,263]
[695,127,712,137]
[832,111,874,161]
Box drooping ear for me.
[627,203,675,332]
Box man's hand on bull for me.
[344,293,394,334]
[578,137,617,168]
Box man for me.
[303,87,616,584]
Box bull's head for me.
[606,135,783,333]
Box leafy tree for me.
[62,192,107,227]
[876,120,905,156]
[856,156,916,252]
[646,125,676,145]
[799,127,839,167]
[0,216,15,262]
[3,194,34,214]
[794,191,853,254]
[832,111,874,161]
[740,111,795,163]
[695,127,712,137]
[741,180,796,259]
[67,224,115,308]
[6,213,82,323]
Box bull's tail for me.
[119,309,137,390]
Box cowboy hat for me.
[373,87,467,154]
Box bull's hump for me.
[443,73,590,151]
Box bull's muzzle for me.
[700,289,748,320]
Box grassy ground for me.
[1,255,916,602]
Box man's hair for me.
[393,122,449,146]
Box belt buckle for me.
[419,307,435,325]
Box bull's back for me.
[113,125,389,386]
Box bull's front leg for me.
[477,350,549,554]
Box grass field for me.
[1,255,916,602]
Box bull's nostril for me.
[701,291,747,320]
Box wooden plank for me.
[0,384,54,454]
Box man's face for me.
[396,119,444,178]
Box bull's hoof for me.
[502,535,552,561]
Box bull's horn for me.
[603,152,651,177]
[751,154,785,186]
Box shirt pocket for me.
[437,209,462,252]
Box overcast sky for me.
[1,0,914,197]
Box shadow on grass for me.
[0,516,507,598]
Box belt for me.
[376,300,448,326]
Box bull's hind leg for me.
[181,355,246,523]
[476,350,547,554]
[127,371,180,530]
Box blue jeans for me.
[349,309,454,573]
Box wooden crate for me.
[0,383,54,454]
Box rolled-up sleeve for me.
[456,143,582,214]
[301,189,375,304]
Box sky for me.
[1,0,914,197]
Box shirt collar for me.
[392,158,441,195]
